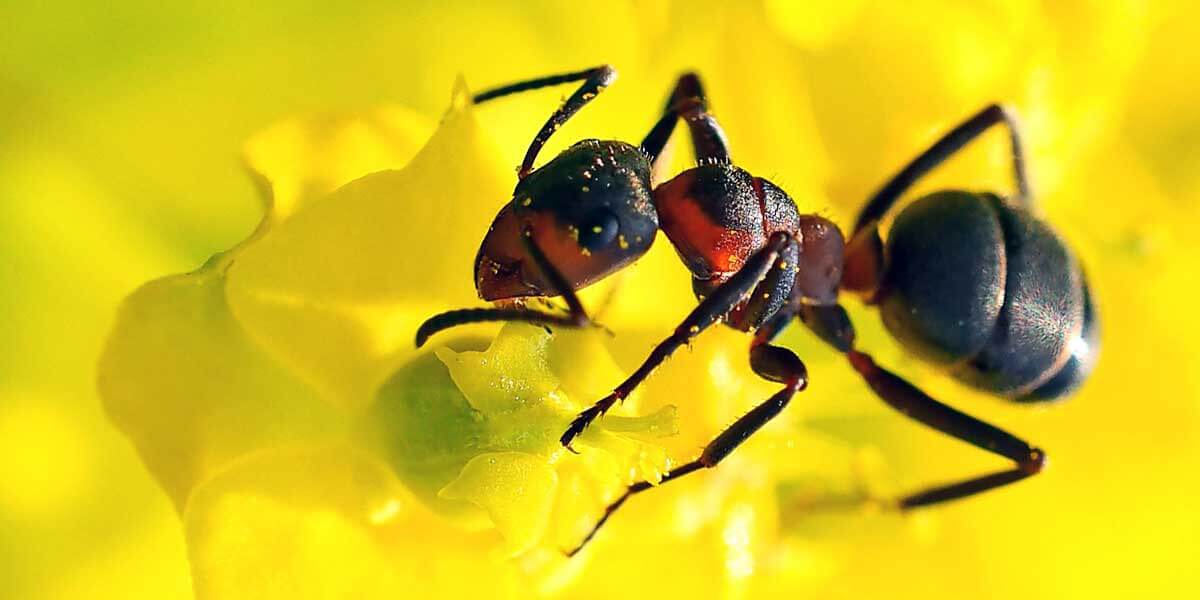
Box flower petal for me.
[226,81,513,410]
[243,105,432,222]
[367,323,685,555]
[183,444,520,600]
[98,259,343,510]
[438,451,559,556]
[98,96,439,509]
[433,327,561,416]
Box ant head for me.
[474,140,658,301]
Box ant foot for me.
[560,403,609,449]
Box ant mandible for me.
[415,66,1099,555]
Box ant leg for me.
[566,305,807,556]
[559,232,793,449]
[415,226,593,347]
[848,350,1045,507]
[853,104,1031,235]
[641,73,731,169]
[471,65,616,179]
[798,304,1046,508]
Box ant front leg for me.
[567,302,808,556]
[799,304,1046,509]
[472,65,616,179]
[853,103,1031,235]
[414,226,594,347]
[641,72,731,168]
[559,232,793,449]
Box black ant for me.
[415,66,1099,555]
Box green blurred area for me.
[2,1,1199,599]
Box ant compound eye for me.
[578,209,620,251]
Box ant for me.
[416,66,1099,555]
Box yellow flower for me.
[5,1,1200,599]
[97,81,802,595]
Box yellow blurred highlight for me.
[0,394,91,519]
[3,1,1199,599]
[721,503,757,580]
[763,0,866,48]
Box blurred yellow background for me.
[2,1,1199,598]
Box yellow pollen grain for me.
[581,247,592,256]
[521,197,532,206]
[582,186,590,192]
[618,235,629,249]
[592,225,603,234]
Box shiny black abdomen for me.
[879,191,1098,401]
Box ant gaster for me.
[415,66,1099,555]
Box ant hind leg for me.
[798,303,1046,510]
[853,104,1031,235]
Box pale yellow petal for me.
[184,444,519,599]
[226,82,513,410]
[98,261,343,510]
[243,105,432,222]
[366,323,680,537]
[438,451,559,556]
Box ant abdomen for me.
[878,191,1097,401]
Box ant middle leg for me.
[566,305,808,555]
[559,232,794,449]
[415,225,595,347]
